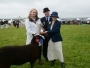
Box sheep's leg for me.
[31,63,33,68]
[30,62,34,68]
[0,66,10,68]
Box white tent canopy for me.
[86,18,90,21]
[76,18,81,20]
[57,18,65,21]
[8,19,13,24]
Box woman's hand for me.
[40,31,47,34]
[40,28,45,35]
[40,31,48,37]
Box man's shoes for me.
[38,61,43,65]
[45,58,49,62]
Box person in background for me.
[5,20,8,28]
[16,20,20,28]
[0,20,4,29]
[42,11,65,68]
[0,20,1,29]
[40,7,52,62]
[19,21,22,28]
[25,8,43,65]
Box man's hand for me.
[43,31,48,37]
[44,31,48,33]
[44,33,48,37]
[40,32,45,34]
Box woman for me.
[43,11,65,68]
[25,8,42,44]
[25,8,43,65]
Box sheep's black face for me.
[31,35,44,46]
[31,34,45,45]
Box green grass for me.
[0,25,90,68]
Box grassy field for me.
[0,25,90,68]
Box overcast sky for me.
[0,0,90,18]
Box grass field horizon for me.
[0,25,90,68]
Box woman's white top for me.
[25,19,43,35]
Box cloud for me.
[0,0,90,18]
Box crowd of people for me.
[0,18,89,29]
[60,19,90,25]
[13,20,23,28]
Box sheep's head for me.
[31,34,45,46]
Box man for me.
[0,20,1,28]
[40,7,52,62]
[5,20,8,28]
[0,20,4,29]
[16,20,19,28]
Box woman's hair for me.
[27,8,39,22]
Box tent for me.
[86,18,90,21]
[57,18,65,21]
[8,19,13,24]
[76,18,81,21]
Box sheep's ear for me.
[32,34,35,37]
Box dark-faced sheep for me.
[0,35,44,68]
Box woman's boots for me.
[50,60,55,66]
[61,62,65,68]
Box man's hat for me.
[43,7,50,13]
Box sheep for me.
[0,35,44,68]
